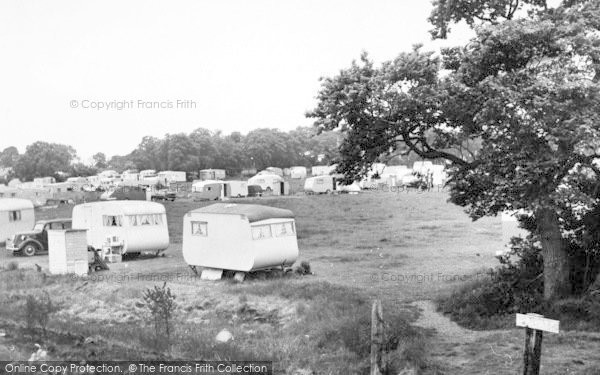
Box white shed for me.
[48,229,89,276]
[72,200,169,255]
[182,203,299,273]
[0,198,35,243]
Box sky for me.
[0,0,476,161]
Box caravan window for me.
[251,224,272,240]
[8,210,21,222]
[103,215,123,227]
[127,215,138,226]
[191,221,207,236]
[139,214,152,225]
[273,222,295,237]
[126,213,164,226]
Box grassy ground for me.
[1,189,599,373]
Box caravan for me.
[182,203,299,273]
[247,174,289,195]
[199,169,226,180]
[158,171,186,185]
[72,201,169,256]
[192,180,224,200]
[304,175,336,194]
[0,198,35,244]
[192,180,249,200]
[290,166,307,179]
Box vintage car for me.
[6,218,72,256]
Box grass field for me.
[1,190,600,374]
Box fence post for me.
[371,299,385,375]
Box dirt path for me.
[411,300,483,344]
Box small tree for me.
[24,292,58,338]
[143,282,176,349]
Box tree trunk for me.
[537,208,570,300]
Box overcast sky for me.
[0,0,476,161]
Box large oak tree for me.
[308,0,600,300]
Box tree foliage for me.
[428,0,548,39]
[13,142,76,181]
[309,1,600,299]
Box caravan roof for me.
[76,200,164,213]
[0,198,34,211]
[191,203,294,223]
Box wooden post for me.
[516,313,558,375]
[371,300,385,375]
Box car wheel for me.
[22,243,38,257]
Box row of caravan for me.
[1,198,299,275]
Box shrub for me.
[6,262,18,271]
[24,292,59,337]
[143,282,176,351]
[294,261,311,275]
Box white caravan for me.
[304,175,336,194]
[248,174,284,193]
[72,201,169,255]
[290,166,308,179]
[158,171,186,184]
[0,198,35,243]
[182,203,298,272]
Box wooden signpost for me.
[370,300,385,375]
[516,313,560,375]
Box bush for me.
[294,261,312,276]
[6,262,18,271]
[438,236,545,329]
[24,292,59,337]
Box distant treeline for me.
[0,127,342,182]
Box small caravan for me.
[158,171,186,185]
[182,203,299,273]
[248,174,287,194]
[72,201,169,255]
[380,165,411,186]
[290,166,307,179]
[200,169,226,181]
[412,161,434,175]
[192,180,224,201]
[0,198,35,243]
[192,180,249,200]
[310,165,331,176]
[304,175,336,194]
[224,180,249,198]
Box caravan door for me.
[222,183,229,199]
